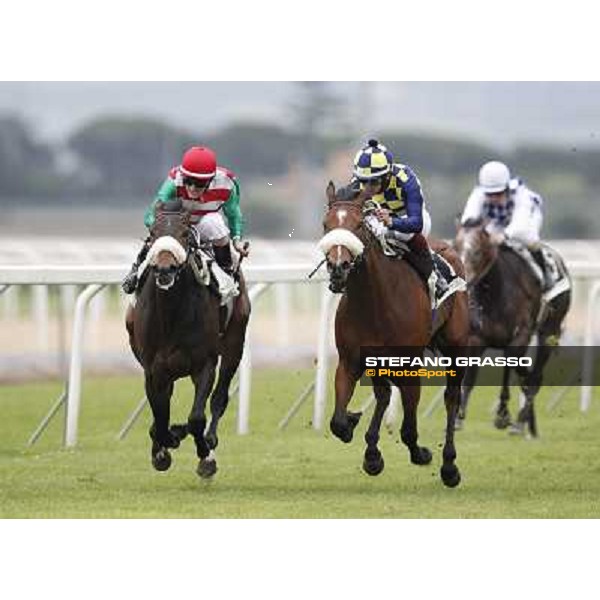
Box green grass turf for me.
[1,369,599,518]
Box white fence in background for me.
[0,263,335,447]
[2,242,600,447]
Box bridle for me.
[148,211,195,291]
[320,199,376,291]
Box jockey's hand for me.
[233,238,250,257]
[375,208,392,227]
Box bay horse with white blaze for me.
[125,199,250,478]
[319,182,469,487]
[454,218,571,436]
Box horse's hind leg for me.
[440,369,463,488]
[146,374,176,472]
[205,279,250,450]
[399,383,432,466]
[362,382,391,476]
[457,343,484,428]
[206,329,247,450]
[330,361,362,444]
[189,358,218,478]
[495,365,512,429]
[205,359,237,451]
[516,294,569,437]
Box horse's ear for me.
[355,187,370,204]
[455,213,462,231]
[326,181,336,204]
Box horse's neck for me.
[476,255,505,305]
[147,269,196,323]
[346,245,398,308]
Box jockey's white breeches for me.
[193,211,230,242]
[506,205,543,246]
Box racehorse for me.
[318,182,469,487]
[125,198,250,477]
[454,218,571,436]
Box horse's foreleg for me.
[146,374,175,471]
[362,382,391,476]
[330,361,362,443]
[189,358,218,478]
[399,382,432,466]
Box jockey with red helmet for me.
[122,146,249,294]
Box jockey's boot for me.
[405,233,434,285]
[214,243,234,276]
[121,241,150,294]
[530,247,552,291]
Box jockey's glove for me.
[233,238,250,257]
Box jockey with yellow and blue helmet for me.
[351,139,447,295]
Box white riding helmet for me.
[478,161,510,193]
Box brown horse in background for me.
[319,182,469,487]
[454,218,571,436]
[125,199,250,477]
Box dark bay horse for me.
[319,182,469,487]
[454,219,571,436]
[125,199,250,477]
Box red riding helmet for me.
[180,146,217,179]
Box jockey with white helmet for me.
[460,160,551,290]
[122,146,249,294]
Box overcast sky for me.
[2,82,600,149]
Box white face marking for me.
[336,245,342,266]
[337,209,347,227]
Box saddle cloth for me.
[431,252,468,309]
[504,240,571,302]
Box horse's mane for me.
[335,183,361,202]
[461,217,485,229]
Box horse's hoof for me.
[197,458,217,479]
[494,412,511,430]
[152,448,172,472]
[347,411,362,427]
[411,446,433,466]
[363,451,385,476]
[205,432,219,450]
[454,417,465,431]
[440,464,461,488]
[330,419,353,444]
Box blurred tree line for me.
[1,112,599,238]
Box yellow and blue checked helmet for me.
[353,139,394,180]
